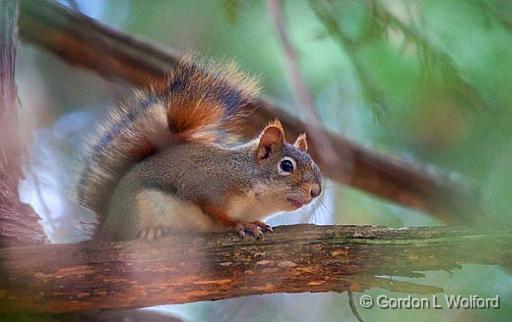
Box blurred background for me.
[16,0,512,321]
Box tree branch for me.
[18,0,481,223]
[2,310,185,322]
[0,224,509,313]
[0,0,47,247]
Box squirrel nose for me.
[310,184,321,198]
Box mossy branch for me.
[0,224,510,313]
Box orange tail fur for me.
[73,58,260,218]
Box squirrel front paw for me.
[137,226,170,240]
[234,220,273,239]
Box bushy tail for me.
[73,58,260,217]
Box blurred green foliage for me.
[100,0,512,226]
[20,0,512,321]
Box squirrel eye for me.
[278,157,296,176]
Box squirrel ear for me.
[257,119,285,160]
[294,133,308,152]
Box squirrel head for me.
[254,119,322,212]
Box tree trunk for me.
[0,0,47,247]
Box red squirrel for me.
[74,58,322,241]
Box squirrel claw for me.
[236,226,246,239]
[234,222,269,240]
[252,220,273,233]
[138,226,169,240]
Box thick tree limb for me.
[2,310,185,322]
[0,224,509,313]
[18,0,480,223]
[0,0,47,247]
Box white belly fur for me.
[226,183,282,222]
[135,189,227,232]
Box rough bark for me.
[18,0,480,223]
[0,224,509,313]
[0,0,47,247]
[1,310,184,322]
